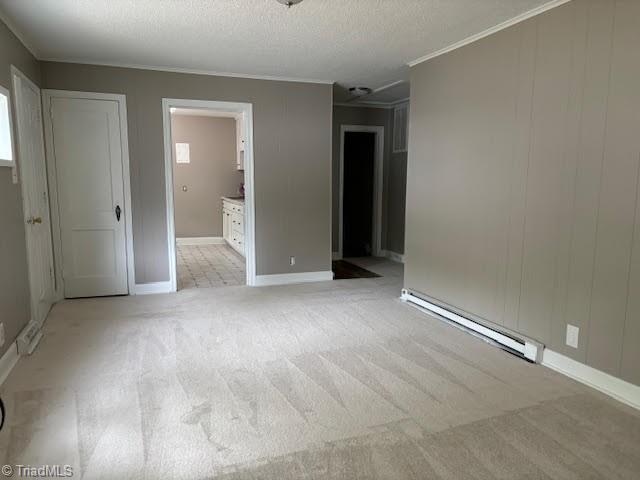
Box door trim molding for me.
[10,66,55,324]
[339,125,384,259]
[162,98,257,290]
[42,89,136,298]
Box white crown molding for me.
[336,79,409,108]
[40,58,335,85]
[372,79,406,94]
[333,102,393,109]
[408,0,572,67]
[334,97,410,109]
[542,349,640,411]
[360,97,411,107]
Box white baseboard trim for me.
[542,349,640,411]
[132,281,173,295]
[255,271,334,287]
[0,342,19,386]
[385,250,405,263]
[176,236,225,246]
[332,251,342,261]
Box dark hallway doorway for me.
[342,131,376,257]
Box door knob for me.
[26,216,42,225]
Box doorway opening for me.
[337,125,384,273]
[162,99,256,291]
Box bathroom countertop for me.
[221,196,245,206]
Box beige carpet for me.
[1,258,638,479]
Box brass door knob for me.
[27,216,42,225]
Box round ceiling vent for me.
[276,0,304,7]
[349,87,373,97]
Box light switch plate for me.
[566,324,579,349]
[290,256,295,266]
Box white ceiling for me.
[0,0,559,103]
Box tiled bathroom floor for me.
[177,243,245,289]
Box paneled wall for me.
[406,0,640,384]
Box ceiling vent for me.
[349,87,373,97]
[276,0,304,7]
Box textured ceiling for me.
[0,0,556,103]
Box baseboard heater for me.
[17,320,43,356]
[401,289,542,363]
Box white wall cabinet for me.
[222,198,245,256]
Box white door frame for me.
[10,66,55,324]
[42,89,136,299]
[162,98,257,289]
[338,125,384,259]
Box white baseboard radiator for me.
[17,320,43,356]
[401,289,543,363]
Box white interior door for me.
[49,97,129,298]
[12,70,55,324]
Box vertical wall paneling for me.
[406,0,640,384]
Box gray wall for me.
[0,21,39,357]
[386,149,407,254]
[406,0,640,385]
[171,115,243,238]
[332,105,406,255]
[41,62,332,280]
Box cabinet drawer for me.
[230,232,245,256]
[231,213,244,234]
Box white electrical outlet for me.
[0,322,5,347]
[290,256,296,266]
[566,324,579,348]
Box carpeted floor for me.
[1,258,638,479]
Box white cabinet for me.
[235,115,245,171]
[222,207,231,243]
[222,198,245,256]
